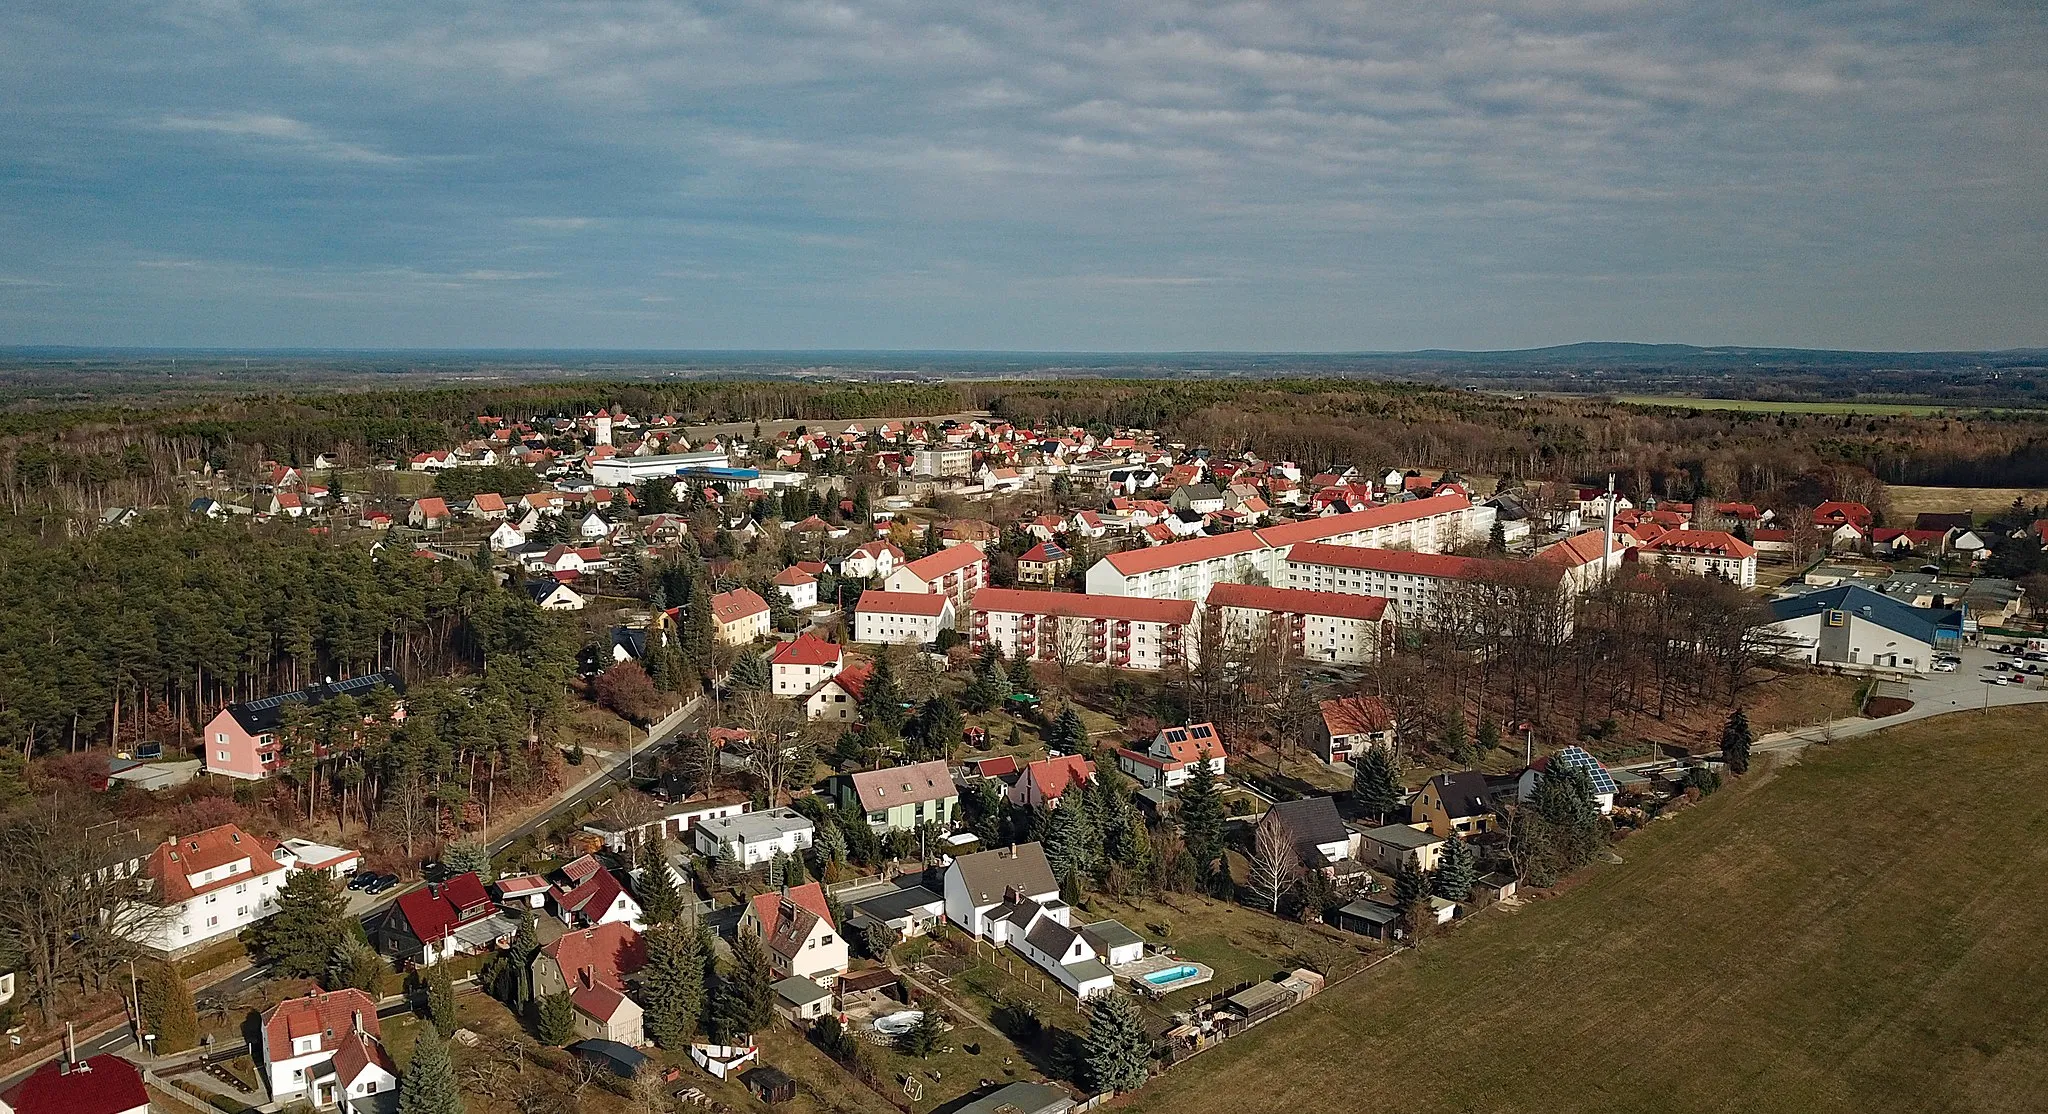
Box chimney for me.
[352,1010,364,1036]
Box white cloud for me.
[156,112,406,165]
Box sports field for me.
[1885,485,2048,519]
[1129,706,2048,1114]
[1615,394,1988,416]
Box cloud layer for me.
[0,0,2042,349]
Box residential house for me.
[550,855,646,930]
[710,588,772,645]
[1017,542,1072,588]
[259,989,397,1109]
[532,922,648,1046]
[769,634,843,696]
[1258,796,1358,872]
[381,872,516,966]
[201,671,404,781]
[1359,824,1447,873]
[883,544,988,615]
[852,591,956,645]
[840,540,904,580]
[772,566,820,610]
[1009,755,1095,810]
[527,581,587,610]
[1114,723,1225,789]
[969,588,1196,671]
[408,497,452,529]
[137,824,292,957]
[467,492,508,519]
[694,808,815,869]
[1305,696,1396,764]
[1634,529,1759,587]
[1412,771,1496,838]
[801,664,871,722]
[1517,746,1618,814]
[488,521,526,551]
[1283,543,1562,629]
[739,882,846,986]
[940,844,1122,999]
[839,759,959,832]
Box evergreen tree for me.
[728,652,769,692]
[1440,716,1471,763]
[1176,749,1226,882]
[1083,989,1152,1093]
[1432,837,1478,902]
[683,576,715,663]
[507,912,539,1008]
[1393,860,1428,907]
[714,929,776,1039]
[441,839,495,882]
[1041,804,1092,885]
[915,694,964,755]
[1476,718,1503,756]
[1350,747,1403,824]
[640,923,706,1049]
[1048,704,1087,752]
[1007,654,1037,696]
[1720,707,1754,775]
[961,673,998,713]
[637,839,686,925]
[1488,517,1508,554]
[535,993,577,1046]
[427,962,458,1037]
[897,1000,947,1057]
[860,653,906,728]
[397,1026,465,1114]
[252,869,349,978]
[328,937,387,994]
[137,959,199,1053]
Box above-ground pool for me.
[1142,964,1203,987]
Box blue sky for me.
[1,1,2043,351]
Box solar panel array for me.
[1554,745,1617,796]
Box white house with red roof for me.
[710,588,772,646]
[379,872,516,966]
[1115,722,1226,789]
[740,882,846,985]
[1205,582,1395,665]
[802,662,873,722]
[769,634,844,696]
[840,540,904,580]
[853,590,955,645]
[466,491,509,519]
[550,855,645,930]
[139,823,293,956]
[1635,529,1759,588]
[1009,755,1096,810]
[1,1053,150,1114]
[1307,696,1397,764]
[1283,543,1559,628]
[882,543,987,614]
[772,566,819,610]
[407,497,452,529]
[259,988,397,1108]
[969,588,1196,671]
[532,922,648,1045]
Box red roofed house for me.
[467,491,508,519]
[532,922,649,1045]
[1306,696,1397,764]
[1010,754,1097,809]
[1116,722,1226,788]
[769,633,844,696]
[2,1053,150,1114]
[550,854,645,931]
[139,823,292,957]
[840,540,904,580]
[1017,541,1071,588]
[710,588,772,646]
[260,989,397,1108]
[969,588,1196,671]
[1205,582,1394,665]
[739,881,847,985]
[882,542,987,614]
[1636,529,1759,588]
[407,497,452,529]
[379,871,512,966]
[853,590,956,645]
[1813,501,1874,532]
[802,663,873,723]
[772,565,819,610]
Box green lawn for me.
[1129,705,2048,1114]
[1614,395,2003,416]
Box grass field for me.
[1885,485,2048,519]
[1128,706,2048,1114]
[1616,395,1999,416]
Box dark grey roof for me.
[1768,584,1963,646]
[1336,899,1399,925]
[955,1082,1074,1114]
[772,976,833,1006]
[1078,919,1144,953]
[1262,796,1349,852]
[850,885,944,922]
[227,671,405,735]
[567,1039,649,1076]
[611,627,648,660]
[1025,916,1082,960]
[950,843,1058,906]
[1427,771,1493,820]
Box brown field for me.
[1127,705,2048,1114]
[1885,485,2048,519]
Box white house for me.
[1204,582,1393,665]
[1306,695,1397,764]
[740,882,847,987]
[578,511,610,540]
[772,566,820,610]
[550,855,646,930]
[1114,722,1227,789]
[1516,745,1617,814]
[138,824,293,957]
[694,808,815,868]
[853,590,955,645]
[1635,529,1759,588]
[882,543,988,614]
[488,521,526,551]
[528,581,587,611]
[941,844,1127,1000]
[769,634,844,696]
[943,843,1061,939]
[840,540,904,581]
[260,989,397,1109]
[802,666,871,722]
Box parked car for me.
[367,873,400,894]
[1933,659,1958,672]
[347,870,378,890]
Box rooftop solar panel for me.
[1554,746,1617,796]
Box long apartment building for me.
[969,588,1197,671]
[1634,529,1759,588]
[1283,542,1561,628]
[1084,494,1475,601]
[1204,582,1395,665]
[882,542,988,617]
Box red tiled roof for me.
[328,1029,397,1089]
[770,633,842,667]
[392,872,495,945]
[970,587,1196,625]
[2,1054,149,1114]
[413,497,450,519]
[711,588,770,624]
[1205,581,1390,621]
[1320,695,1394,736]
[146,824,284,904]
[1643,529,1757,559]
[856,590,953,617]
[471,492,507,512]
[1025,755,1095,802]
[827,662,875,702]
[1535,529,1622,568]
[897,542,986,583]
[748,881,835,939]
[1286,542,1490,578]
[263,989,381,1058]
[542,921,647,988]
[1104,494,1471,576]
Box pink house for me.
[201,672,406,781]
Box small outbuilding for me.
[741,1065,797,1105]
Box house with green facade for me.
[837,759,960,832]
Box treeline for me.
[0,521,569,757]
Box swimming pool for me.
[1142,964,1202,987]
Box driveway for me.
[1750,643,2048,756]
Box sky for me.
[1,0,2044,352]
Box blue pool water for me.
[1142,964,1201,986]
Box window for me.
[182,924,191,937]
